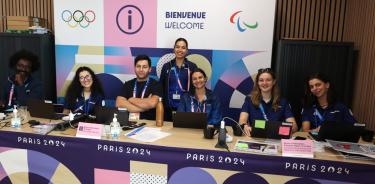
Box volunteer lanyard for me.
[172,66,190,92]
[190,96,206,112]
[314,108,325,122]
[133,79,149,98]
[259,103,269,121]
[7,84,15,106]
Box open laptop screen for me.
[94,106,129,126]
[250,120,293,139]
[311,121,363,143]
[173,112,207,129]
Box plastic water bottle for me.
[110,113,121,139]
[11,106,21,128]
[156,97,164,127]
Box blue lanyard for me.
[190,96,206,112]
[171,66,190,92]
[259,103,269,121]
[313,107,325,127]
[133,79,149,98]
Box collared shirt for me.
[1,75,43,108]
[301,102,357,129]
[64,91,104,115]
[159,58,197,110]
[119,78,162,120]
[177,89,222,125]
[241,96,294,124]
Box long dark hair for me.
[189,68,207,95]
[249,68,281,111]
[303,73,336,108]
[65,66,104,107]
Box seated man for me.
[116,55,162,120]
[0,50,43,109]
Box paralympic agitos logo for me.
[230,11,258,32]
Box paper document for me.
[127,127,170,142]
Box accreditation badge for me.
[129,112,140,121]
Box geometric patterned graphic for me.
[0,148,80,183]
[130,173,167,184]
[168,167,216,184]
[130,161,167,184]
[94,168,130,184]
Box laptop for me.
[173,112,207,129]
[94,106,129,126]
[250,120,293,139]
[27,99,65,120]
[309,121,363,143]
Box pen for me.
[127,126,145,137]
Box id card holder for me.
[129,112,140,121]
[172,93,180,100]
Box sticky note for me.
[254,120,266,129]
[279,126,290,136]
[236,143,249,149]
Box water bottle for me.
[156,97,164,127]
[11,106,21,128]
[110,113,121,139]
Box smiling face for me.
[174,40,188,60]
[257,72,276,93]
[192,71,207,90]
[309,78,329,99]
[135,59,151,81]
[79,70,93,89]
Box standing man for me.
[116,55,162,120]
[0,50,43,109]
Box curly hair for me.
[303,73,336,108]
[9,50,40,72]
[249,68,281,111]
[65,66,104,108]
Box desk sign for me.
[281,139,314,158]
[76,122,103,139]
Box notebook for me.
[309,121,363,143]
[172,112,207,129]
[94,106,129,126]
[250,120,293,139]
[27,99,65,120]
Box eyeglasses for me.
[79,75,92,81]
[258,68,272,73]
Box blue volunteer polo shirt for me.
[241,96,294,124]
[301,102,357,129]
[167,62,191,109]
[64,92,104,115]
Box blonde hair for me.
[250,69,281,111]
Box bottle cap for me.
[113,113,118,122]
[158,97,162,102]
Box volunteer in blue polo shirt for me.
[0,50,43,109]
[159,38,197,121]
[301,73,357,132]
[177,68,222,126]
[63,66,105,115]
[238,68,298,136]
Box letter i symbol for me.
[128,10,132,29]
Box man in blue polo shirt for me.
[0,50,43,109]
[116,55,162,120]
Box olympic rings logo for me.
[61,10,96,28]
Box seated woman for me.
[301,73,357,132]
[63,66,105,115]
[239,68,298,136]
[177,68,222,127]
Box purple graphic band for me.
[0,130,373,183]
